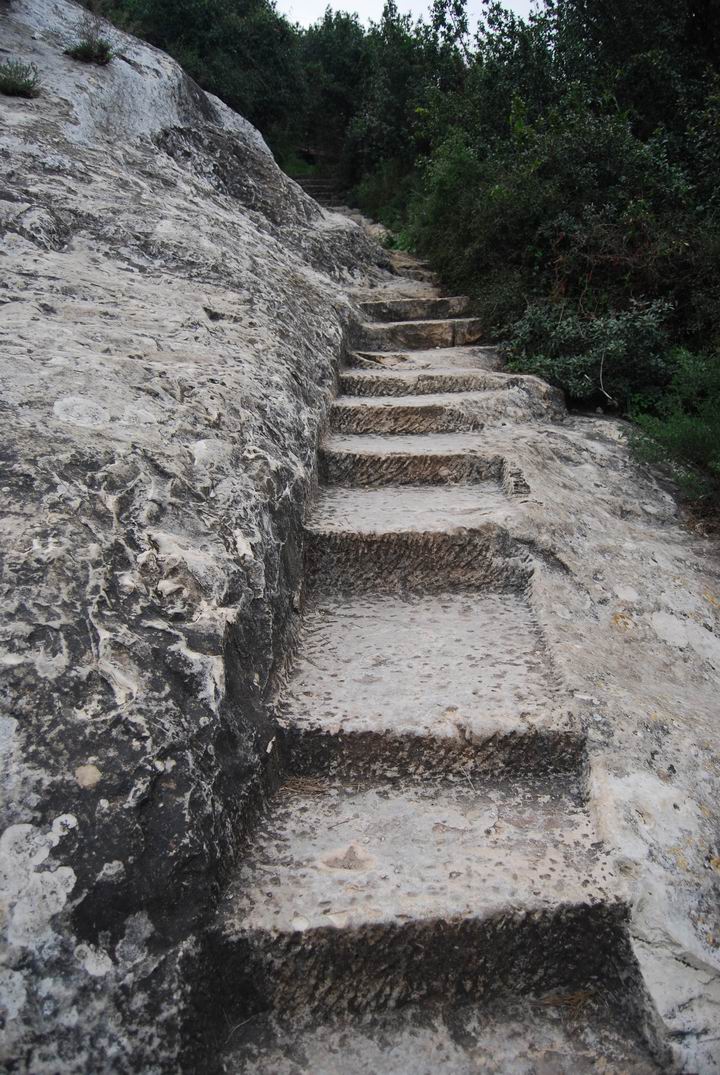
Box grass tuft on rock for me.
[66,13,114,66]
[0,59,41,98]
[66,38,113,65]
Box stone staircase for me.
[294,174,345,206]
[203,261,668,1073]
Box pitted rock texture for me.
[216,776,624,1019]
[274,592,567,743]
[225,999,662,1075]
[194,276,664,1075]
[197,244,720,1075]
[0,2,386,1072]
[3,6,720,1074]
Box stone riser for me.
[304,527,531,593]
[277,725,587,782]
[352,318,483,352]
[330,403,484,435]
[319,449,506,486]
[209,904,631,1022]
[397,265,437,282]
[357,297,470,322]
[338,371,503,396]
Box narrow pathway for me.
[212,254,664,1073]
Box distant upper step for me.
[353,316,484,352]
[358,296,470,322]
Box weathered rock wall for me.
[0,2,383,1070]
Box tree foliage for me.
[100,0,720,504]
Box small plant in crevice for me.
[66,12,115,66]
[0,58,41,98]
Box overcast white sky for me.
[277,0,536,28]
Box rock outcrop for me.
[0,1,384,1070]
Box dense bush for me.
[633,350,720,501]
[0,58,41,97]
[95,0,720,504]
[506,300,675,408]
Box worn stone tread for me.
[320,433,507,486]
[276,592,567,743]
[338,367,517,397]
[330,392,494,434]
[305,483,513,535]
[222,776,617,937]
[324,432,495,455]
[348,344,502,371]
[222,998,661,1075]
[210,776,630,1032]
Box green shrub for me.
[350,160,417,232]
[633,350,720,500]
[0,59,41,98]
[505,300,674,408]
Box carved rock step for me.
[306,482,512,534]
[339,368,518,397]
[357,296,470,322]
[353,317,483,352]
[330,385,563,433]
[348,344,502,372]
[303,484,527,590]
[320,433,509,486]
[275,592,576,773]
[212,774,628,1032]
[302,481,530,591]
[223,996,661,1074]
[330,392,491,434]
[387,249,438,284]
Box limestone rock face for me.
[0,2,384,1070]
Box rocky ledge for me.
[0,1,384,1070]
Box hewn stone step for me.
[211,772,627,1029]
[306,482,512,533]
[303,483,528,590]
[224,995,662,1074]
[330,393,487,434]
[352,317,484,352]
[339,368,511,397]
[357,296,470,322]
[387,250,437,282]
[319,435,532,496]
[274,590,572,762]
[348,344,502,372]
[330,389,538,434]
[320,433,507,485]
